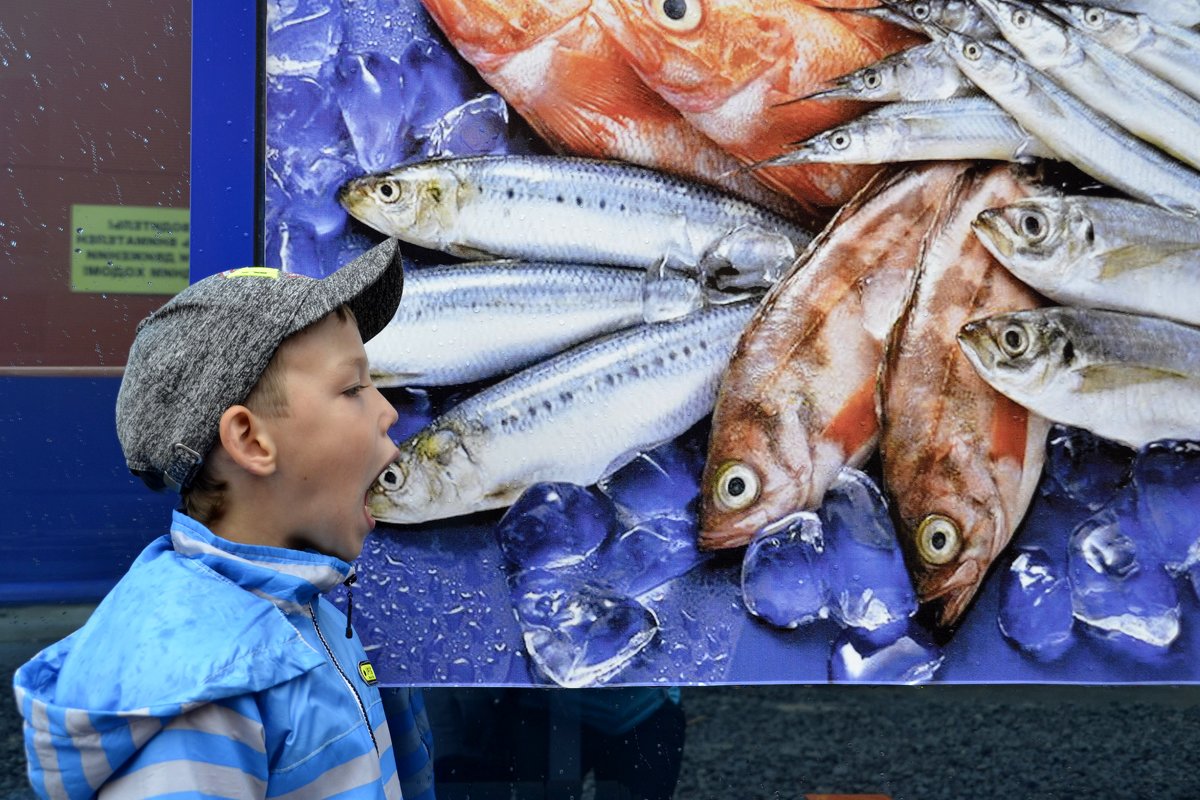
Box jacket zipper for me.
[309,604,379,754]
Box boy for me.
[13,239,435,799]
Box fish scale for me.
[369,300,757,524]
[339,155,811,289]
[959,307,1200,447]
[763,97,1055,167]
[942,32,1200,216]
[977,0,1200,172]
[364,262,705,386]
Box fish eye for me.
[648,0,703,32]
[376,180,403,204]
[1000,323,1029,357]
[911,2,930,21]
[1012,9,1031,28]
[916,514,962,565]
[713,461,761,512]
[1083,7,1105,28]
[829,129,852,150]
[963,42,983,61]
[862,69,881,89]
[1017,209,1048,242]
[378,464,404,490]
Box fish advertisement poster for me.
[260,0,1200,687]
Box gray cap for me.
[116,238,406,492]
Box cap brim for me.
[321,237,406,342]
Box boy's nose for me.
[376,387,399,429]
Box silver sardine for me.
[959,307,1200,448]
[757,97,1054,167]
[943,32,1200,216]
[973,192,1200,326]
[339,156,812,290]
[365,262,706,387]
[1086,0,1200,27]
[807,42,978,103]
[1051,3,1200,99]
[369,301,757,524]
[877,0,1000,37]
[978,0,1200,171]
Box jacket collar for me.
[169,510,352,614]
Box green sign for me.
[71,205,190,294]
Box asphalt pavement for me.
[3,605,1198,799]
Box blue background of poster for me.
[178,0,1200,687]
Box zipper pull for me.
[344,573,357,639]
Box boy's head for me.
[116,238,406,558]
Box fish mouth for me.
[697,526,753,551]
[957,320,999,373]
[971,209,1014,258]
[336,179,360,210]
[919,559,984,629]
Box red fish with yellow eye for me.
[591,0,924,219]
[699,161,968,551]
[879,164,1050,630]
[417,0,801,215]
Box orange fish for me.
[419,0,802,216]
[879,164,1050,629]
[592,0,924,218]
[698,162,967,550]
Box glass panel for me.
[0,1,190,371]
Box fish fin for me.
[820,377,881,462]
[642,259,706,322]
[527,45,673,155]
[370,369,421,389]
[1098,243,1200,278]
[600,446,657,480]
[445,243,501,260]
[1012,130,1046,164]
[1077,363,1193,393]
[989,392,1031,465]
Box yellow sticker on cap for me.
[223,267,280,279]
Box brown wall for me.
[1,1,191,370]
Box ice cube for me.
[603,513,710,598]
[829,621,944,684]
[597,439,703,523]
[331,51,410,172]
[266,75,346,152]
[819,469,917,631]
[266,0,344,77]
[422,94,512,160]
[512,571,659,688]
[1068,501,1181,649]
[741,512,830,629]
[1041,426,1134,512]
[387,388,438,445]
[998,547,1074,660]
[271,217,321,277]
[496,483,618,571]
[399,38,476,132]
[1132,440,1200,568]
[273,148,357,237]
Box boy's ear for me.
[217,404,277,477]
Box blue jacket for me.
[13,511,435,799]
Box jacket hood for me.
[12,512,353,797]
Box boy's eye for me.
[344,384,366,397]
